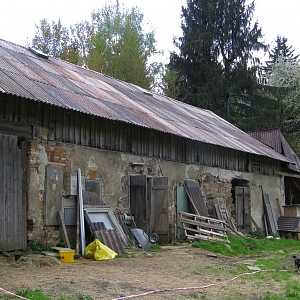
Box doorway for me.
[232,179,250,233]
[129,175,169,243]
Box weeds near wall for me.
[26,240,53,253]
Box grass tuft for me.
[16,289,52,300]
[192,234,300,257]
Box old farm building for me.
[0,39,296,252]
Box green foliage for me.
[0,251,11,257]
[272,271,293,282]
[263,281,300,300]
[26,240,52,253]
[286,280,300,298]
[78,294,93,300]
[31,1,159,90]
[250,230,265,239]
[162,67,185,100]
[167,0,268,129]
[149,244,162,252]
[17,289,52,300]
[116,253,130,258]
[88,3,157,89]
[13,289,93,300]
[261,36,300,149]
[192,234,300,257]
[183,291,198,298]
[267,36,299,68]
[256,257,284,271]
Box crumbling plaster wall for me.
[185,165,283,232]
[27,141,283,242]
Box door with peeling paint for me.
[235,186,250,233]
[150,177,169,243]
[129,175,169,243]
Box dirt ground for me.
[0,244,298,300]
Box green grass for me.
[192,234,300,299]
[16,289,52,300]
[263,280,300,299]
[149,244,163,252]
[0,289,94,300]
[271,271,293,282]
[192,234,300,257]
[256,257,283,270]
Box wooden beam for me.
[293,180,300,192]
[57,211,71,249]
[0,119,32,138]
[275,170,300,179]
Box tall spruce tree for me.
[166,0,268,128]
[268,36,299,64]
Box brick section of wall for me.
[49,147,66,164]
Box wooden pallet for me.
[214,198,242,235]
[178,211,229,243]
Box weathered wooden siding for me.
[0,134,26,251]
[0,94,280,175]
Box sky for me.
[1,0,300,64]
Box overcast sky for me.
[1,0,300,63]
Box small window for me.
[84,180,102,205]
[253,156,261,173]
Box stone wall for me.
[27,141,283,244]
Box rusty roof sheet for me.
[0,39,292,163]
[249,129,300,171]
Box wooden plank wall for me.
[0,94,280,175]
[0,134,26,251]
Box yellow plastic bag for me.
[84,239,118,261]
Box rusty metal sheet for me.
[249,130,282,153]
[277,216,300,232]
[249,129,300,171]
[99,229,125,254]
[0,69,37,99]
[184,179,208,217]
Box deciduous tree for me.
[32,19,71,59]
[31,1,159,89]
[88,2,157,89]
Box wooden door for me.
[150,177,169,243]
[129,175,147,231]
[235,186,250,233]
[129,175,169,243]
[0,134,26,251]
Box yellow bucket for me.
[59,250,75,263]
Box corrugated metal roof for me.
[0,38,292,163]
[249,129,300,171]
[277,216,300,232]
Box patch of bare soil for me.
[0,244,298,300]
